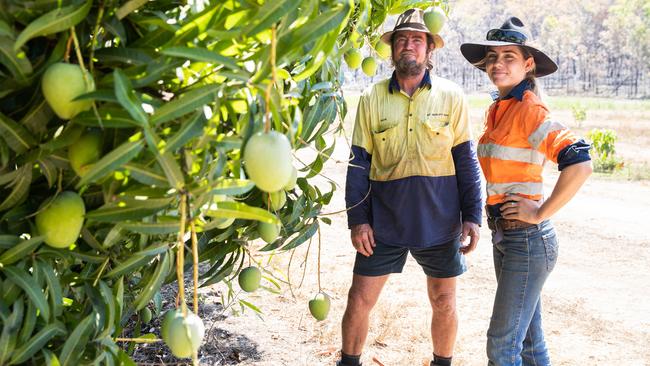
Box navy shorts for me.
[353,238,467,278]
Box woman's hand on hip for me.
[500,194,542,224]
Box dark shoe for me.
[337,361,362,366]
[430,361,450,366]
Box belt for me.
[487,217,536,231]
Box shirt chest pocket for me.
[371,118,405,168]
[417,116,454,160]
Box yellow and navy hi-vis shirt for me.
[345,71,482,248]
[478,80,592,210]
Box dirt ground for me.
[133,95,650,365]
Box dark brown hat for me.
[460,17,557,77]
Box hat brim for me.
[460,41,557,77]
[380,28,445,49]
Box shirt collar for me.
[491,79,531,102]
[388,70,432,94]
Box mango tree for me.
[0,0,434,364]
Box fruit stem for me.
[70,25,104,128]
[264,24,277,133]
[92,257,110,287]
[176,193,188,316]
[297,235,312,289]
[89,2,105,73]
[70,27,88,81]
[287,248,296,299]
[114,337,162,343]
[190,218,199,314]
[64,33,73,62]
[318,186,371,217]
[317,224,322,292]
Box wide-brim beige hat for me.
[380,9,444,49]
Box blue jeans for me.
[487,220,559,366]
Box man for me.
[339,9,482,366]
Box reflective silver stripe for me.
[487,182,544,197]
[528,120,566,149]
[477,143,545,165]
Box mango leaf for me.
[0,168,21,186]
[37,158,58,188]
[162,112,207,153]
[0,36,32,82]
[75,139,145,188]
[94,47,152,66]
[0,298,23,365]
[0,112,37,153]
[205,201,280,224]
[0,235,20,249]
[113,69,148,126]
[286,4,350,53]
[85,197,173,222]
[239,299,263,314]
[0,236,44,266]
[0,20,13,38]
[280,220,319,250]
[156,152,184,190]
[121,221,180,235]
[96,281,116,339]
[200,251,239,287]
[105,244,170,279]
[39,124,83,152]
[210,179,255,196]
[123,163,168,186]
[13,0,92,51]
[73,89,118,103]
[113,277,124,330]
[0,164,31,211]
[38,260,63,318]
[166,5,219,45]
[68,251,106,263]
[151,85,218,125]
[9,322,66,365]
[304,155,323,179]
[133,58,183,88]
[160,47,240,71]
[244,0,300,37]
[116,0,149,19]
[17,297,36,344]
[42,350,62,366]
[59,313,94,366]
[133,251,171,310]
[2,266,50,321]
[73,107,141,128]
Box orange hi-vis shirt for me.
[478,89,580,205]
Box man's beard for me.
[395,54,427,77]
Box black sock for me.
[432,353,452,366]
[340,352,361,366]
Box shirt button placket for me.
[407,98,415,158]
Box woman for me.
[460,17,593,365]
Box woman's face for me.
[485,46,534,95]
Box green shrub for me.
[571,104,587,128]
[587,128,623,172]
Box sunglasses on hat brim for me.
[486,29,527,45]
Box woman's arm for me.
[500,161,593,223]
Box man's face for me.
[392,31,432,76]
